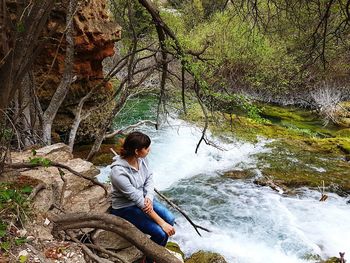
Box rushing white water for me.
[98,118,350,263]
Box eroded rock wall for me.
[34,0,121,143]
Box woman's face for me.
[135,146,150,158]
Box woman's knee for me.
[150,226,168,245]
[165,211,175,225]
[153,201,175,225]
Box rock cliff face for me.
[34,0,121,143]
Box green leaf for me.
[0,241,11,251]
[21,186,32,194]
[0,190,11,201]
[31,149,37,156]
[15,237,27,246]
[19,255,28,263]
[29,157,52,167]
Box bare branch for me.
[5,161,108,195]
[104,120,157,139]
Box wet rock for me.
[166,249,184,262]
[321,257,340,263]
[223,170,254,180]
[185,251,227,263]
[166,242,185,260]
[254,177,293,195]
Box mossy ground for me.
[181,102,350,194]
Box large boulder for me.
[9,144,104,242]
[91,230,143,262]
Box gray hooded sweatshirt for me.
[110,155,154,209]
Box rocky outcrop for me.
[34,0,121,143]
[5,144,222,263]
[9,144,105,242]
[6,144,145,262]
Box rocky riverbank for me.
[0,144,228,263]
[183,102,350,196]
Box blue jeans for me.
[111,200,175,247]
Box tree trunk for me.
[0,0,55,110]
[42,0,76,145]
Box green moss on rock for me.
[166,242,185,260]
[321,257,340,263]
[181,100,350,194]
[335,128,350,138]
[185,251,227,263]
[255,140,350,193]
[223,170,255,180]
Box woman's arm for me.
[146,209,175,237]
[143,158,155,201]
[111,171,146,208]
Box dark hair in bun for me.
[119,131,151,158]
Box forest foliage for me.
[159,0,350,105]
[0,0,349,161]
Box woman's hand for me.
[142,197,153,214]
[160,222,176,236]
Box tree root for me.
[27,183,46,201]
[49,212,182,263]
[66,230,114,263]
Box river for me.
[98,117,350,263]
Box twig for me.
[58,168,67,208]
[194,82,209,154]
[84,243,128,263]
[104,120,157,139]
[27,183,46,201]
[66,230,113,263]
[49,182,60,211]
[154,189,211,236]
[318,180,328,201]
[25,243,48,263]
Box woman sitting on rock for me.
[110,131,175,263]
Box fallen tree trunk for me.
[49,212,182,263]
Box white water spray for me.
[98,117,350,263]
